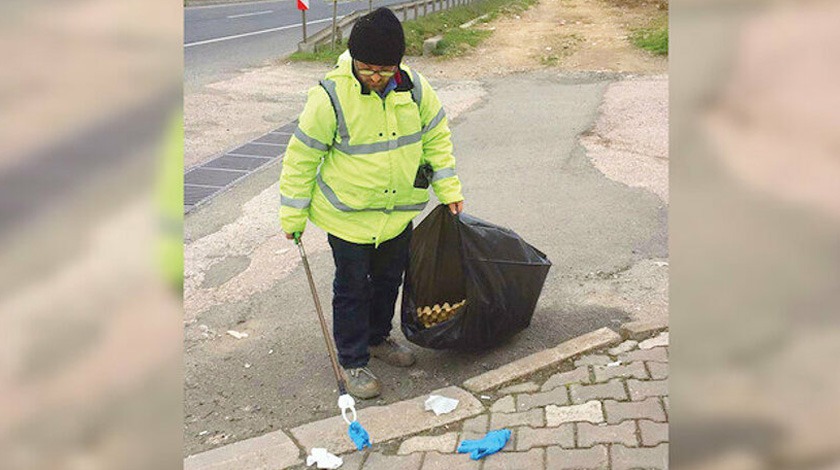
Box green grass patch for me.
[404,0,538,57]
[289,0,538,63]
[631,17,668,55]
[288,40,348,63]
[437,28,492,56]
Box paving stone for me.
[546,445,609,469]
[541,366,590,391]
[398,432,459,455]
[482,448,544,470]
[290,386,483,454]
[498,382,540,394]
[626,379,668,400]
[490,409,544,429]
[463,328,620,393]
[460,431,485,442]
[545,401,604,426]
[570,379,627,404]
[609,340,638,356]
[516,387,569,411]
[183,429,302,470]
[490,396,516,413]
[577,421,638,447]
[611,443,668,470]
[618,346,668,364]
[421,451,480,470]
[516,424,574,450]
[604,397,666,424]
[574,355,612,367]
[337,451,366,470]
[620,320,667,340]
[647,361,668,379]
[594,361,648,382]
[639,332,669,350]
[362,452,422,470]
[462,415,488,435]
[639,420,669,446]
[663,397,669,413]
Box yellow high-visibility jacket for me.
[279,52,463,246]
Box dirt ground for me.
[412,0,667,77]
[184,0,667,169]
[183,0,668,456]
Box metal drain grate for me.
[184,120,297,213]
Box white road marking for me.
[186,0,281,11]
[185,17,338,48]
[227,10,273,19]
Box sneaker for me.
[370,337,416,367]
[342,367,381,399]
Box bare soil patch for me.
[411,0,667,78]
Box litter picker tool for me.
[294,232,371,450]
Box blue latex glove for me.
[457,429,511,460]
[347,421,371,451]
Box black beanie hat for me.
[348,8,405,66]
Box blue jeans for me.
[328,224,412,368]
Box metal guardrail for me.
[298,0,478,53]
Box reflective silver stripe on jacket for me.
[319,79,350,142]
[318,76,440,156]
[410,70,423,106]
[293,127,329,152]
[316,173,427,213]
[422,107,446,134]
[333,131,423,155]
[431,167,457,183]
[280,195,311,209]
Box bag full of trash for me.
[401,205,551,350]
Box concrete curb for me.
[182,324,661,468]
[290,386,484,455]
[184,429,302,469]
[619,319,668,341]
[462,327,623,393]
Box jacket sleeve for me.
[416,73,464,205]
[279,85,335,234]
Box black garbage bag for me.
[401,205,552,350]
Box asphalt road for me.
[183,70,668,455]
[185,0,410,90]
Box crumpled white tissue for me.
[306,448,343,469]
[424,395,459,416]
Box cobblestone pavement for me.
[290,330,669,470]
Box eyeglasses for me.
[356,68,396,78]
[354,61,397,78]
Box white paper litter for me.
[226,330,248,339]
[306,448,343,469]
[424,395,459,416]
[606,361,622,367]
